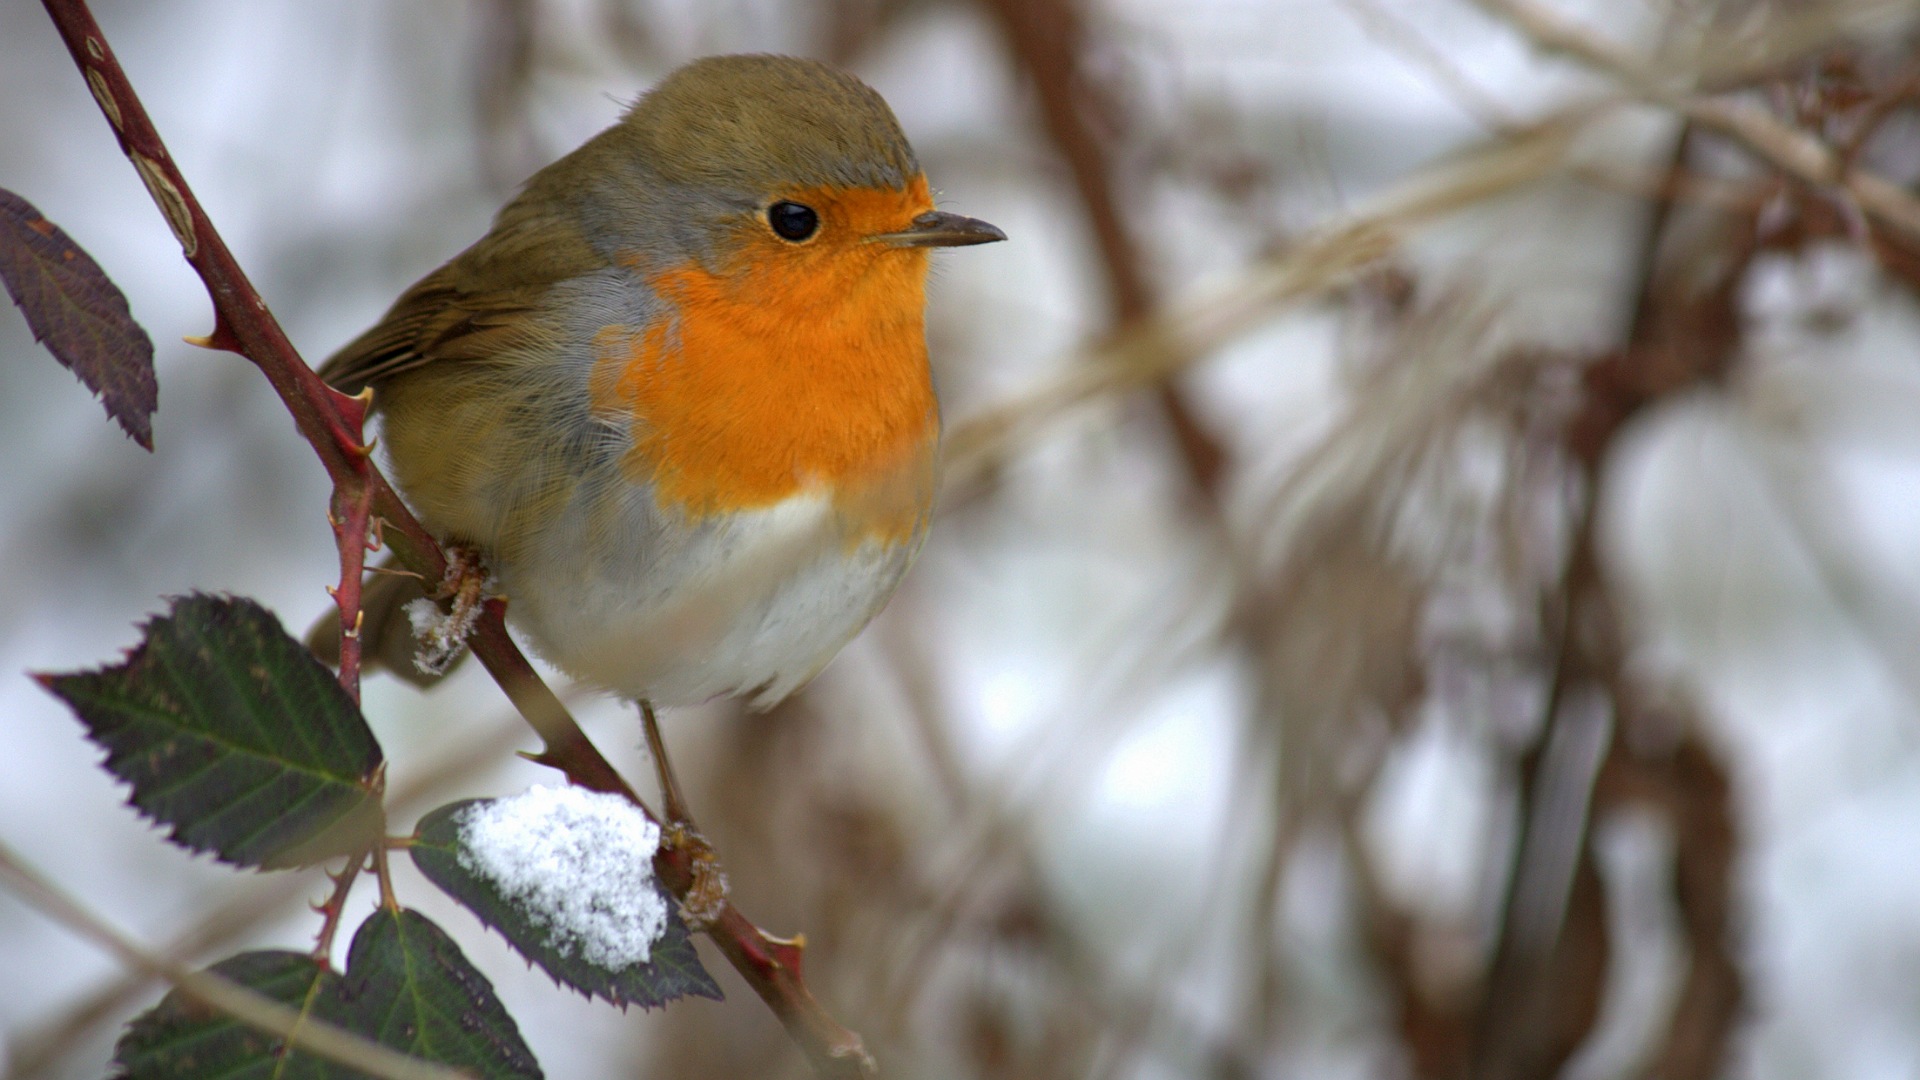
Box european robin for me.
[318,54,1003,709]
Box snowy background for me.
[6,1,1920,1078]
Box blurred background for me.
[6,0,1920,1077]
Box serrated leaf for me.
[411,799,721,1009]
[113,950,342,1080]
[341,909,543,1079]
[113,915,543,1080]
[39,593,384,868]
[0,187,156,449]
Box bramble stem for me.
[39,3,874,1074]
[311,854,365,964]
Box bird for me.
[316,54,1003,715]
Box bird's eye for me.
[767,201,820,242]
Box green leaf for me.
[411,799,721,1009]
[113,950,342,1080]
[340,909,543,1079]
[113,914,544,1080]
[0,187,156,449]
[39,593,384,868]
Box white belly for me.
[498,488,920,708]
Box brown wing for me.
[317,200,605,394]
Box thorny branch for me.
[38,3,875,1075]
[309,853,366,963]
[326,471,374,701]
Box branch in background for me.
[0,842,463,1080]
[1595,713,1742,1080]
[1469,0,1920,238]
[1470,117,1753,1078]
[942,112,1580,494]
[974,0,1229,497]
[1469,515,1615,1080]
[38,3,875,1075]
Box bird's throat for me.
[592,245,939,540]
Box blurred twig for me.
[1471,116,1754,1078]
[0,842,464,1080]
[1689,0,1920,88]
[975,0,1230,496]
[1470,0,1920,237]
[1594,715,1741,1080]
[942,113,1583,496]
[1470,535,1616,1080]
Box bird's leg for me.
[436,541,488,609]
[640,700,729,925]
[640,699,695,826]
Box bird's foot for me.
[404,542,490,675]
[663,820,730,928]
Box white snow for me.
[455,785,668,969]
[404,595,480,676]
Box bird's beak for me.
[871,210,1007,248]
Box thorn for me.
[186,316,243,354]
[325,584,339,599]
[346,610,364,639]
[762,931,807,973]
[327,384,372,437]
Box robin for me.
[316,54,1003,713]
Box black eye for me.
[768,201,820,242]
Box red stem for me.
[40,3,872,1074]
[328,473,374,699]
[310,855,365,967]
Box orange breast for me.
[592,179,940,543]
